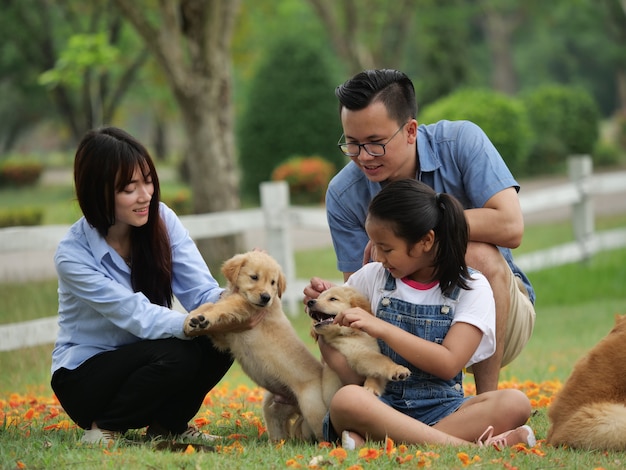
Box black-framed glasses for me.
[337,122,408,157]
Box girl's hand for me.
[333,307,386,339]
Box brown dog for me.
[184,251,326,441]
[307,285,411,401]
[547,314,626,450]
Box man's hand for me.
[303,277,334,306]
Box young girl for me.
[305,179,535,449]
[51,127,265,445]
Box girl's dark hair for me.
[335,69,418,125]
[367,179,471,294]
[74,126,173,307]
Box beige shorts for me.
[501,269,536,367]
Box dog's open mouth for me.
[308,309,336,327]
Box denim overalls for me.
[375,271,469,426]
[322,271,472,441]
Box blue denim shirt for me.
[51,202,223,374]
[326,120,535,303]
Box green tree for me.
[237,34,343,201]
[0,0,149,146]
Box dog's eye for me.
[271,280,276,285]
[250,274,258,281]
[329,297,338,302]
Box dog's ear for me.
[351,290,373,315]
[276,269,287,298]
[221,253,245,285]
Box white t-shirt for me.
[346,262,496,367]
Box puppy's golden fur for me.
[547,314,626,450]
[307,285,411,400]
[184,251,326,441]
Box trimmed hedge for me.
[0,161,43,187]
[237,35,343,202]
[418,88,534,176]
[0,207,44,227]
[522,84,600,175]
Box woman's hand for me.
[183,305,268,337]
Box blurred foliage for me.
[419,88,534,176]
[271,156,336,205]
[522,84,601,175]
[0,161,44,187]
[0,207,44,227]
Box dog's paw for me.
[183,312,212,337]
[390,366,411,382]
[363,377,385,396]
[363,384,383,396]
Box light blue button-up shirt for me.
[326,120,535,303]
[51,202,223,374]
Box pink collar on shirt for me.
[401,277,439,290]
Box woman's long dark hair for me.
[74,127,173,307]
[367,179,471,295]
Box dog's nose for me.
[307,299,316,308]
[260,292,271,304]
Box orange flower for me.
[384,436,396,455]
[194,417,210,428]
[285,458,301,468]
[358,447,381,461]
[329,447,348,462]
[184,444,195,454]
[457,451,470,466]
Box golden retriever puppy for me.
[547,314,626,450]
[184,251,326,441]
[306,285,411,401]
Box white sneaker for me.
[178,425,221,442]
[81,426,120,446]
[341,430,356,450]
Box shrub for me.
[418,88,534,176]
[237,34,343,202]
[0,207,44,227]
[523,84,600,175]
[271,156,335,205]
[593,140,623,168]
[0,161,43,187]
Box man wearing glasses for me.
[304,69,535,395]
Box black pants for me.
[51,337,233,434]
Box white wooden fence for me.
[1,156,625,351]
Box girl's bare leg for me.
[433,389,531,441]
[330,385,532,447]
[329,385,472,446]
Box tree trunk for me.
[480,7,520,95]
[114,0,245,273]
